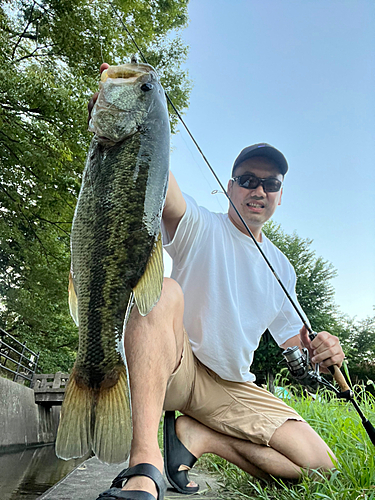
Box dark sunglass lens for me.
[239,174,259,189]
[264,179,282,192]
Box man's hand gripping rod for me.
[308,331,350,393]
[282,332,375,447]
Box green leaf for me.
[0,0,191,372]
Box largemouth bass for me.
[55,62,170,464]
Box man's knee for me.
[160,277,184,309]
[125,278,185,368]
[128,278,185,342]
[144,277,185,325]
[130,277,184,322]
[270,420,335,471]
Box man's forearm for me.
[280,334,302,351]
[162,171,186,240]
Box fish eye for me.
[141,83,153,92]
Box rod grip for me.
[328,365,350,392]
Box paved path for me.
[39,457,223,500]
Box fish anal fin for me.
[92,364,132,464]
[68,271,79,326]
[55,369,93,460]
[133,233,164,316]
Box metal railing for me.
[0,327,39,385]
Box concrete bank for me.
[0,376,60,451]
[40,456,223,500]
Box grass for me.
[194,378,375,500]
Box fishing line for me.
[93,0,105,64]
[177,130,227,213]
[108,0,310,330]
[107,0,375,448]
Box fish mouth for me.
[102,63,155,83]
[91,62,158,144]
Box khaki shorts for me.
[164,330,304,446]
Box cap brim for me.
[232,145,288,176]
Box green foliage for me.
[199,381,375,499]
[252,221,340,382]
[264,221,338,333]
[340,315,375,387]
[0,0,191,372]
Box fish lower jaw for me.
[96,134,127,145]
[96,129,139,145]
[97,135,115,144]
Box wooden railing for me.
[0,327,39,386]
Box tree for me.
[339,314,375,387]
[252,221,340,385]
[0,0,191,372]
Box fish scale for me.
[56,62,170,463]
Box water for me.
[0,445,87,499]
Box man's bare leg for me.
[175,415,336,482]
[122,276,335,494]
[122,278,186,497]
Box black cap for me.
[232,143,288,176]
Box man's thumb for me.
[299,325,310,347]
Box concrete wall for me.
[0,376,60,451]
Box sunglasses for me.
[231,173,283,193]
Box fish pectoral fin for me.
[92,364,132,464]
[55,370,93,460]
[133,232,164,316]
[68,270,79,326]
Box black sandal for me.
[163,411,199,494]
[96,463,166,500]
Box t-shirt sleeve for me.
[162,193,208,269]
[268,266,307,346]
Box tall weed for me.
[199,378,375,499]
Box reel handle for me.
[327,365,350,392]
[308,331,350,392]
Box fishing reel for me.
[281,330,343,392]
[281,345,324,390]
[281,344,375,448]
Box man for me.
[93,66,344,500]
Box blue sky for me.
[164,0,375,322]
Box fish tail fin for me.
[55,369,94,460]
[92,363,132,464]
[133,232,164,316]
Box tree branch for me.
[32,215,71,237]
[0,129,44,182]
[11,1,36,61]
[12,43,60,64]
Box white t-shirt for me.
[163,194,305,383]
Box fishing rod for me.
[108,2,310,332]
[107,1,375,447]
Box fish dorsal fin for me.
[68,270,79,326]
[133,232,164,316]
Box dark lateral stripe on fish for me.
[82,142,110,386]
[82,134,154,385]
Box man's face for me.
[227,157,283,239]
